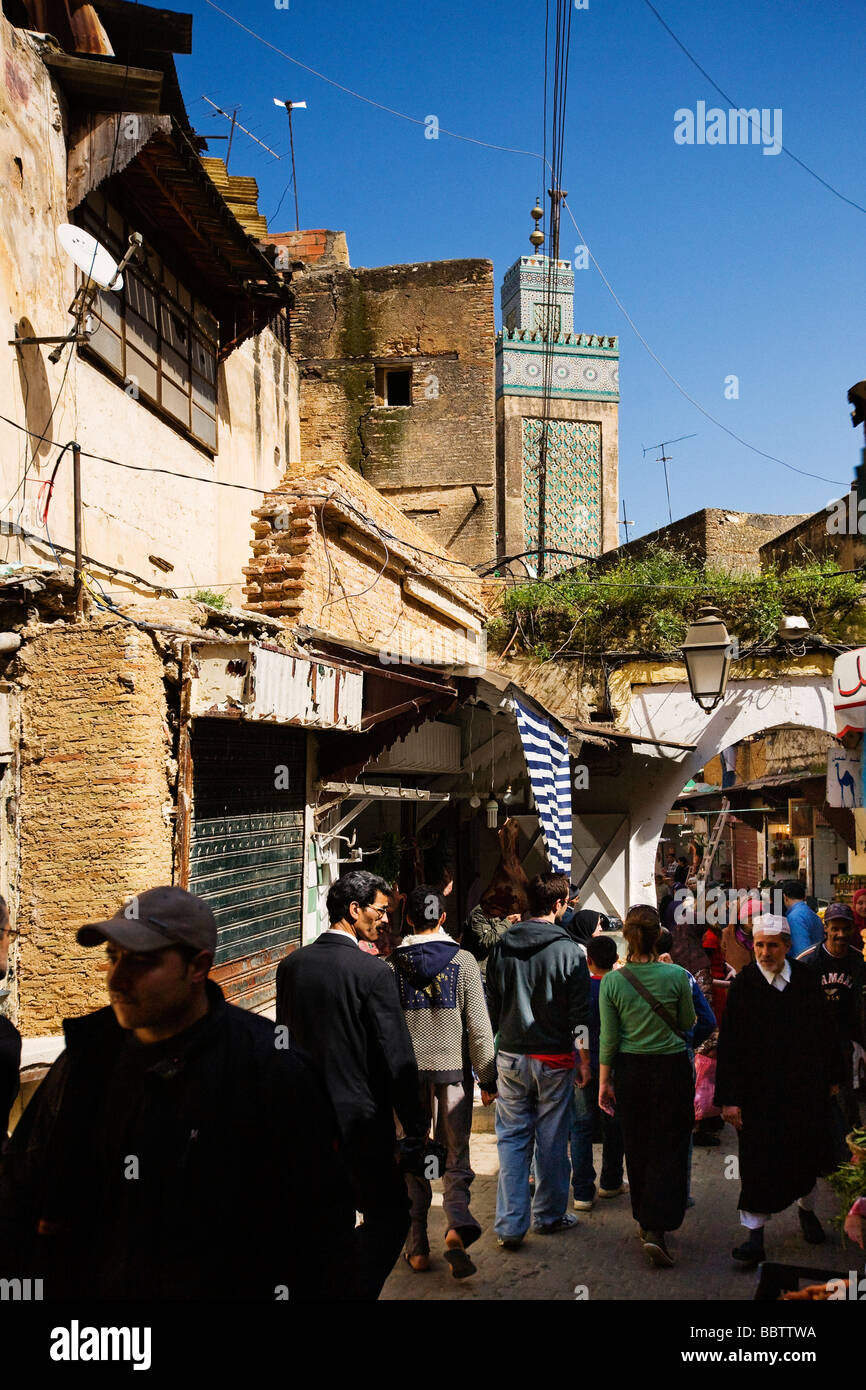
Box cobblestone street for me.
[382,1121,847,1302]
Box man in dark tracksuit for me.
[276,870,427,1300]
[0,886,353,1299]
[487,871,591,1247]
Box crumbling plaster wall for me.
[14,619,174,1035]
[290,259,497,564]
[0,14,297,609]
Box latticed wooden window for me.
[79,190,219,452]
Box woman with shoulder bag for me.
[598,904,696,1268]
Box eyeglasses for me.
[0,927,20,941]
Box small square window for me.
[383,369,412,406]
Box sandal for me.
[403,1252,430,1272]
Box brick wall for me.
[265,229,350,269]
[16,620,174,1034]
[290,259,497,564]
[243,464,487,659]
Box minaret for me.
[495,207,619,572]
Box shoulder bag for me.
[618,965,689,1044]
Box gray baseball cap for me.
[77,885,217,955]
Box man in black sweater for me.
[0,886,353,1299]
[276,870,427,1300]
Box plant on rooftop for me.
[193,589,229,610]
[495,546,865,658]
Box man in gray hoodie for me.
[486,872,591,1247]
[389,885,496,1279]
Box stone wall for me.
[604,508,809,575]
[15,618,173,1034]
[290,259,497,564]
[759,492,866,572]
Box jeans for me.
[570,1076,624,1200]
[494,1051,574,1238]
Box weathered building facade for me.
[289,258,498,564]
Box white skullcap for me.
[751,913,791,938]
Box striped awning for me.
[514,696,573,875]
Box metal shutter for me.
[188,720,305,1010]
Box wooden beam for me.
[43,51,163,112]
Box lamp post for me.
[681,606,735,712]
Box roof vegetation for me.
[492,547,866,660]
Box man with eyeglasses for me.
[276,869,426,1299]
[0,897,21,1136]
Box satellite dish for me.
[58,223,123,291]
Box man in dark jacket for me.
[715,914,847,1267]
[389,885,496,1278]
[486,871,591,1247]
[798,902,865,1133]
[0,886,354,1300]
[276,870,427,1300]
[0,896,21,1137]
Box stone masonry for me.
[15,619,173,1034]
[289,259,497,565]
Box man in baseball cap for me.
[798,901,865,1133]
[0,885,356,1299]
[76,886,218,1044]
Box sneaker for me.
[573,1196,595,1211]
[496,1235,523,1250]
[642,1231,675,1268]
[798,1208,825,1245]
[598,1182,627,1199]
[534,1213,578,1235]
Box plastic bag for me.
[694,1052,721,1123]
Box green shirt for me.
[599,962,696,1065]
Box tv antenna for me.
[9,224,142,364]
[201,97,282,165]
[619,497,635,545]
[641,433,697,525]
[273,99,307,230]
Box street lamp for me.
[681,606,735,712]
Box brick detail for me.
[16,621,173,1034]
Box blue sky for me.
[178,0,865,542]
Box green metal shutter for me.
[188,720,305,1010]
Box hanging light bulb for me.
[502,783,515,806]
[486,796,499,829]
[469,791,481,809]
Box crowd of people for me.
[0,864,863,1300]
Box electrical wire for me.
[560,199,848,488]
[640,0,866,218]
[201,0,543,161]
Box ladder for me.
[697,797,730,884]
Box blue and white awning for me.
[514,696,573,875]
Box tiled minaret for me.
[495,212,619,571]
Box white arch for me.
[625,674,834,903]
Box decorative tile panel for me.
[522,418,602,567]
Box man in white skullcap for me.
[714,914,847,1267]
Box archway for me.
[621,669,835,906]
